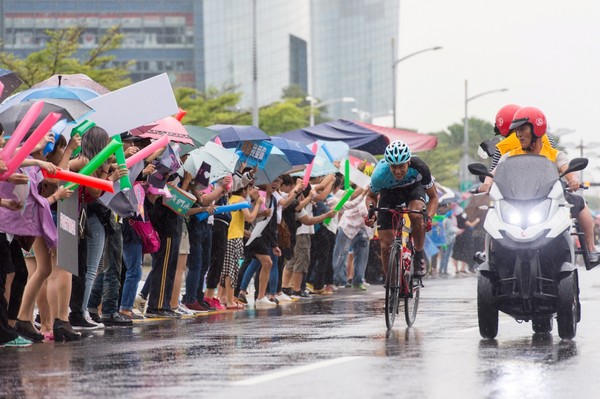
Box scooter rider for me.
[485,104,556,172]
[480,106,600,265]
[365,140,439,278]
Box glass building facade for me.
[0,0,398,121]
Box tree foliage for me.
[0,26,131,90]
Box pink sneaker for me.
[206,297,226,310]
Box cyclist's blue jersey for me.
[369,156,434,195]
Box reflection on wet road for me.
[2,270,600,398]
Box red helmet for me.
[509,106,547,137]
[494,104,521,136]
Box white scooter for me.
[468,155,588,340]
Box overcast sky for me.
[391,0,600,162]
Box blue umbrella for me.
[208,124,271,149]
[255,146,293,185]
[271,136,315,166]
[1,86,101,109]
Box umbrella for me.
[270,136,315,166]
[316,140,350,162]
[255,146,293,185]
[2,86,101,108]
[178,125,218,156]
[0,69,23,103]
[291,154,338,179]
[0,98,93,135]
[349,148,378,166]
[208,124,271,149]
[136,116,194,145]
[31,73,110,95]
[183,141,239,185]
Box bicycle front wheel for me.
[385,244,401,330]
[404,252,420,327]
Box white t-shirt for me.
[272,190,285,224]
[296,202,314,235]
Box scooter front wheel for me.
[477,274,498,339]
[557,271,579,340]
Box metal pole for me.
[462,79,469,189]
[309,100,315,127]
[392,38,397,128]
[251,0,259,127]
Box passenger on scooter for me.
[365,140,439,278]
[485,104,556,172]
[479,106,599,265]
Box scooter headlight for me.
[499,199,551,227]
[499,201,521,225]
[527,199,551,226]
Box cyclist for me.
[365,140,439,278]
[480,106,599,265]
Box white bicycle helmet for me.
[384,140,411,165]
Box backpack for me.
[129,219,160,254]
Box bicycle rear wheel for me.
[385,244,401,329]
[404,242,420,326]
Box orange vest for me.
[497,133,552,156]
[508,142,559,162]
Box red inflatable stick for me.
[42,168,115,193]
[302,142,319,188]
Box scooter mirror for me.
[560,157,588,178]
[468,162,493,178]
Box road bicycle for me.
[370,205,427,329]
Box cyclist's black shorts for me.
[377,184,427,230]
[565,192,585,219]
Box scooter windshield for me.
[494,155,558,201]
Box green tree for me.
[419,117,495,189]
[0,26,131,91]
[259,98,310,135]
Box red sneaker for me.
[185,301,210,313]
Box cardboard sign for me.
[164,184,196,216]
[195,161,211,188]
[63,73,178,137]
[147,143,182,188]
[57,194,79,275]
[236,140,273,168]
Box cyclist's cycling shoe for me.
[586,251,600,270]
[413,250,427,278]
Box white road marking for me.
[231,356,362,386]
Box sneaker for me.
[173,304,194,316]
[101,313,133,327]
[275,292,293,302]
[119,310,145,320]
[291,290,310,299]
[353,283,368,291]
[134,294,147,314]
[305,283,315,293]
[145,309,182,319]
[413,251,427,278]
[323,285,335,295]
[330,285,339,292]
[69,312,102,330]
[255,296,277,309]
[268,297,279,305]
[184,301,210,313]
[1,336,33,348]
[281,287,294,297]
[201,300,216,311]
[204,297,226,311]
[88,311,102,324]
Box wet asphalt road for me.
[2,268,600,399]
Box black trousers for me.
[308,228,335,290]
[147,234,181,311]
[206,221,228,290]
[0,234,18,344]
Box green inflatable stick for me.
[113,135,131,190]
[65,139,123,190]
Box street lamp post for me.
[461,80,508,190]
[306,96,356,127]
[391,39,442,128]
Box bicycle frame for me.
[372,205,426,329]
